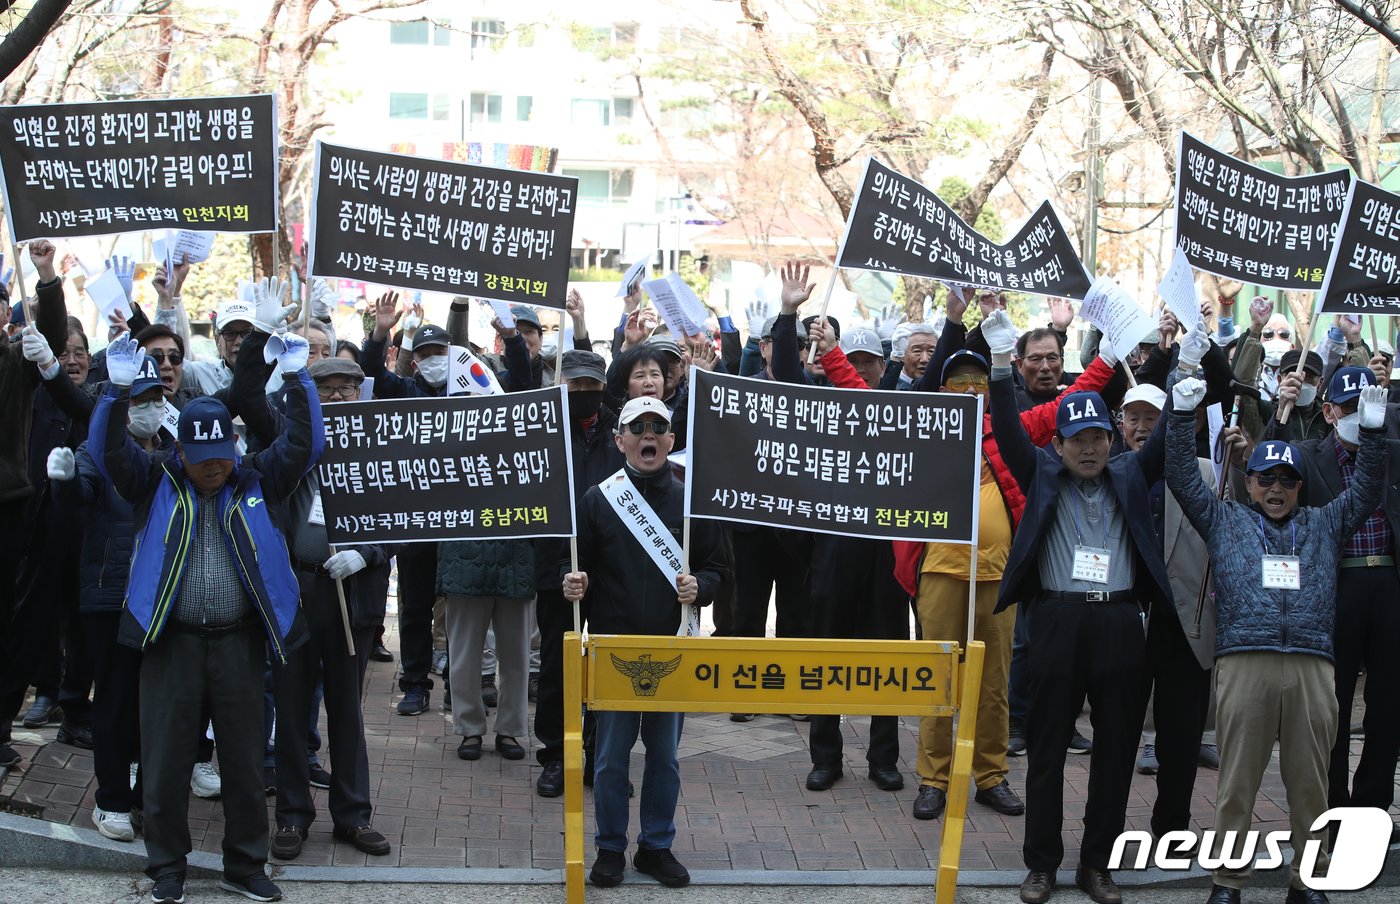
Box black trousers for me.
[533,588,596,764]
[274,570,373,830]
[732,526,809,639]
[395,543,438,692]
[1,498,49,743]
[82,610,143,813]
[1328,565,1400,811]
[1023,597,1149,872]
[1145,606,1212,836]
[141,621,267,881]
[806,535,908,770]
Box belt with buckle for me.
[1340,555,1395,569]
[294,558,333,576]
[170,616,258,637]
[1044,590,1136,604]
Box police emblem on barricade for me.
[610,653,682,696]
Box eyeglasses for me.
[131,398,167,412]
[624,420,670,435]
[1023,353,1063,367]
[144,349,183,366]
[316,383,361,400]
[945,374,989,391]
[1253,472,1300,489]
[1262,328,1291,340]
[219,328,253,341]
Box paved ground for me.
[3,601,1396,879]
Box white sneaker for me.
[190,761,222,798]
[92,807,135,842]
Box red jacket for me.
[889,355,1118,595]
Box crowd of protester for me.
[1,246,1396,904]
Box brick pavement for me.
[3,612,1395,873]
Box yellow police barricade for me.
[563,633,985,903]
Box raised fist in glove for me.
[1172,376,1207,412]
[873,303,906,340]
[981,309,1017,357]
[20,325,58,377]
[1359,384,1388,430]
[47,447,75,482]
[264,332,310,374]
[106,333,144,387]
[324,549,367,580]
[1177,321,1211,374]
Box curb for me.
[2,812,1396,887]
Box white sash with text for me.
[599,469,699,637]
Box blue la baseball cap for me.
[1327,365,1374,405]
[941,349,989,384]
[130,355,163,398]
[1247,439,1302,477]
[179,397,237,464]
[1056,391,1113,438]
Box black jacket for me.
[533,404,625,590]
[989,369,1173,614]
[563,461,728,636]
[1293,432,1400,587]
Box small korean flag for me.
[448,345,503,397]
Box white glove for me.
[744,299,771,337]
[873,303,906,340]
[324,549,367,580]
[1358,384,1388,430]
[107,255,135,301]
[105,333,144,387]
[891,322,914,360]
[253,276,294,332]
[981,309,1017,356]
[275,332,310,374]
[20,326,57,377]
[1177,321,1210,374]
[1098,340,1119,369]
[1172,376,1207,412]
[401,308,423,335]
[46,447,75,481]
[309,279,336,321]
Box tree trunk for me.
[0,0,72,81]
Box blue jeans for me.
[593,710,684,852]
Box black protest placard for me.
[316,387,575,544]
[308,141,578,308]
[1315,179,1400,314]
[684,369,982,543]
[1173,132,1351,291]
[0,95,277,241]
[838,157,1093,299]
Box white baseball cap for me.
[1121,384,1168,411]
[617,396,672,426]
[216,300,255,331]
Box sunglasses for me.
[624,420,670,435]
[1262,328,1291,340]
[945,374,988,392]
[144,349,183,366]
[1253,472,1300,489]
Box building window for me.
[433,20,451,46]
[432,94,450,121]
[613,22,638,45]
[613,97,634,126]
[470,93,503,125]
[516,96,533,122]
[389,92,428,120]
[389,20,429,44]
[471,18,505,57]
[571,98,611,128]
[563,168,634,208]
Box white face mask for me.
[1335,411,1360,446]
[416,355,448,387]
[1297,384,1318,408]
[129,402,165,440]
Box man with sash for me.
[563,396,729,889]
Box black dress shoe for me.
[21,696,60,728]
[334,824,391,856]
[369,641,394,663]
[590,849,625,887]
[496,735,526,760]
[1075,865,1121,904]
[1284,887,1328,904]
[1019,869,1054,904]
[536,760,564,797]
[805,764,842,791]
[457,736,482,761]
[912,785,946,820]
[1205,885,1241,904]
[975,780,1025,815]
[868,766,904,791]
[57,723,94,750]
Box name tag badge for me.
[308,491,325,527]
[1073,545,1111,584]
[1262,555,1301,590]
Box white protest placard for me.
[1158,247,1202,331]
[487,300,515,328]
[168,230,215,264]
[448,344,503,396]
[1080,276,1158,362]
[643,273,706,336]
[160,399,181,437]
[617,252,652,297]
[85,268,131,321]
